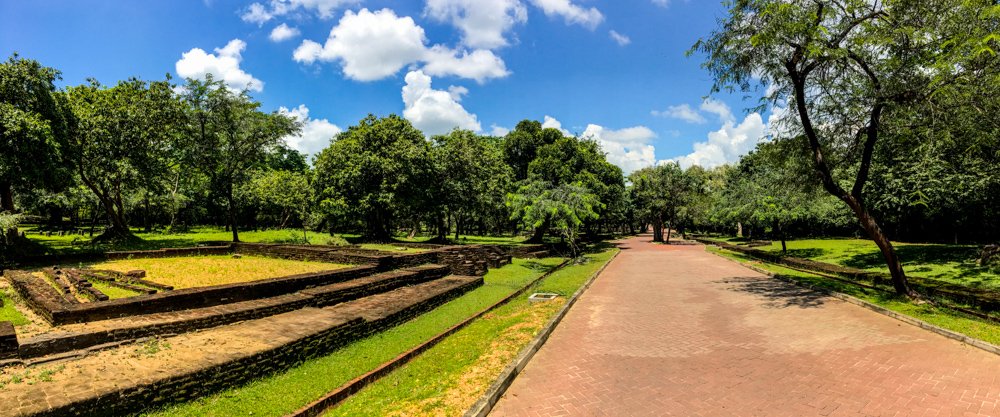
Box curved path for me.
[490,234,1000,416]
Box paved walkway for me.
[491,234,1000,416]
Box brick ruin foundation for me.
[0,241,533,361]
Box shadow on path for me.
[711,275,829,309]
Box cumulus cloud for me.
[671,112,766,169]
[527,0,604,29]
[582,124,658,174]
[542,115,573,136]
[294,8,509,83]
[651,103,706,123]
[490,124,510,136]
[269,23,302,41]
[241,0,356,25]
[609,30,630,46]
[279,104,343,157]
[402,70,482,136]
[176,39,264,92]
[424,0,527,49]
[699,99,733,123]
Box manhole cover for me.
[528,293,560,303]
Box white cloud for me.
[699,99,734,123]
[421,47,510,83]
[527,0,604,29]
[609,30,630,46]
[279,104,343,157]
[672,112,766,169]
[582,124,658,174]
[241,0,356,25]
[402,70,482,136]
[652,0,670,7]
[269,23,302,42]
[424,0,527,49]
[652,103,706,124]
[294,8,509,83]
[490,124,510,136]
[175,39,264,92]
[542,115,573,136]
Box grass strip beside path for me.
[707,247,1000,347]
[139,257,567,417]
[327,249,619,417]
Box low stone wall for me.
[29,276,483,417]
[5,265,377,326]
[15,265,453,359]
[698,238,1000,311]
[19,246,232,267]
[0,322,16,359]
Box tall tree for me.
[0,53,74,213]
[629,162,693,243]
[65,77,184,239]
[179,76,301,242]
[692,0,999,296]
[313,114,432,242]
[431,129,513,240]
[508,181,601,256]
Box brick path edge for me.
[705,246,1000,357]
[463,248,622,417]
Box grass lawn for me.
[707,247,1000,346]
[714,237,1000,290]
[86,255,346,289]
[330,249,617,417]
[0,289,30,326]
[18,226,352,256]
[359,244,428,253]
[138,255,581,417]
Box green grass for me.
[18,226,352,256]
[89,281,142,300]
[0,290,30,326]
[139,256,567,417]
[708,247,1000,346]
[330,249,617,417]
[712,237,1000,291]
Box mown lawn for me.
[716,237,1000,290]
[138,256,570,417]
[329,249,616,417]
[86,255,345,289]
[708,247,1000,346]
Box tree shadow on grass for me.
[712,276,829,309]
[521,260,558,273]
[768,248,827,259]
[840,244,999,286]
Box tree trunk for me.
[0,181,14,213]
[227,185,240,243]
[407,219,419,239]
[665,221,672,243]
[652,215,664,242]
[527,218,550,243]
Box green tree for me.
[65,77,185,239]
[313,114,432,242]
[503,120,563,182]
[179,76,301,242]
[0,53,74,213]
[508,181,602,256]
[240,169,312,239]
[691,0,999,296]
[431,129,513,240]
[629,163,693,243]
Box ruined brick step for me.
[10,265,452,360]
[2,275,483,417]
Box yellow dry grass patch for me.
[388,299,565,417]
[88,255,348,289]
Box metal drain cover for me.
[528,293,560,303]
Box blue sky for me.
[2,0,776,173]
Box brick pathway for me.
[490,234,1000,416]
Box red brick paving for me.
[490,234,1000,416]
